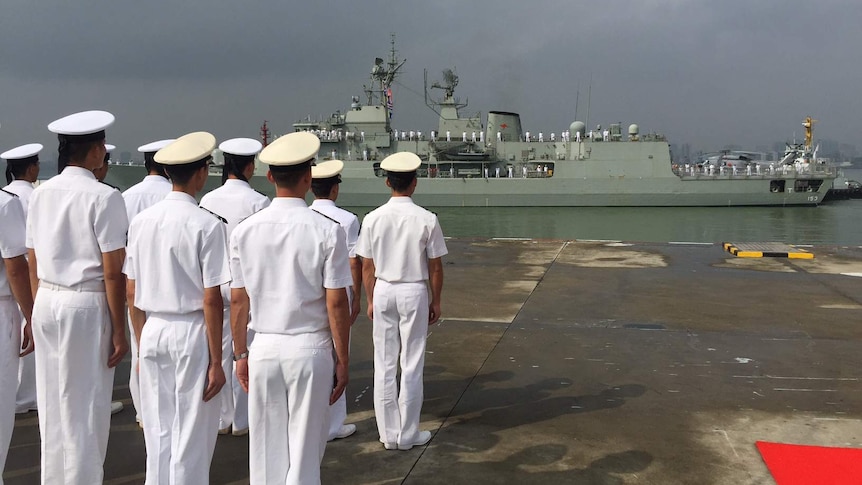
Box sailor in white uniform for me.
[199,137,270,438]
[0,189,34,481]
[2,143,41,415]
[92,144,117,188]
[310,160,361,442]
[123,139,174,221]
[355,152,447,451]
[27,110,129,484]
[2,143,41,216]
[125,132,229,485]
[230,132,352,484]
[120,138,174,426]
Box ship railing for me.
[673,162,836,180]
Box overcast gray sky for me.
[1,0,859,159]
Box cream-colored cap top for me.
[154,132,216,166]
[47,110,115,135]
[1,143,43,160]
[259,131,320,166]
[312,160,344,179]
[381,152,421,172]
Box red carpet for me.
[756,441,862,484]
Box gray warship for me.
[106,38,836,207]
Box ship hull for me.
[106,156,828,207]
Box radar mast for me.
[802,116,817,149]
[364,33,406,111]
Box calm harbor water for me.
[348,169,862,246]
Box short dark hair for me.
[222,153,256,184]
[310,176,339,198]
[5,156,38,183]
[270,161,311,189]
[57,135,103,173]
[386,171,416,192]
[143,152,167,177]
[164,159,208,185]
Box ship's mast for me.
[260,120,271,147]
[802,116,817,149]
[364,33,406,110]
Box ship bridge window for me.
[770,180,785,193]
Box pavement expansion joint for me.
[723,241,814,259]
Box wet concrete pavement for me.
[5,238,862,484]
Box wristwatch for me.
[233,351,249,361]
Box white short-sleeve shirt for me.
[125,192,230,314]
[229,197,352,335]
[0,190,27,297]
[309,199,359,258]
[355,196,448,283]
[26,166,129,287]
[199,179,271,239]
[122,175,172,222]
[3,180,35,218]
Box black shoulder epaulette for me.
[100,181,119,191]
[1,188,18,197]
[254,189,268,197]
[310,208,339,225]
[200,206,228,224]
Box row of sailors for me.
[308,129,344,141]
[353,130,590,144]
[0,111,447,484]
[318,129,609,145]
[460,165,551,178]
[676,162,811,177]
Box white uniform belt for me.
[39,280,106,292]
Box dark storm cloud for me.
[1,0,860,157]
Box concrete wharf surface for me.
[6,238,862,484]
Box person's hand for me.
[203,362,226,402]
[236,358,249,393]
[365,300,373,321]
[19,321,34,357]
[108,332,128,368]
[429,301,441,326]
[330,361,348,405]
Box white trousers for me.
[372,280,428,446]
[15,307,37,413]
[1,298,21,485]
[32,289,114,485]
[128,310,141,423]
[248,331,333,485]
[139,312,218,485]
[218,306,235,429]
[327,288,353,439]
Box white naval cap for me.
[155,132,216,166]
[259,132,319,166]
[138,139,175,154]
[380,152,421,172]
[47,110,115,136]
[1,143,43,160]
[219,137,263,157]
[312,160,344,179]
[105,144,116,153]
